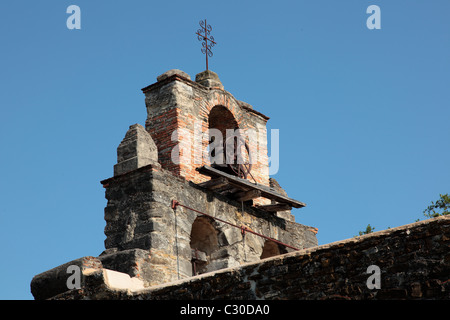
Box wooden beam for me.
[233,189,262,202]
[255,203,292,212]
[196,165,306,208]
[197,177,229,190]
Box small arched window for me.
[260,240,287,259]
[190,216,219,275]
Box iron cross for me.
[196,19,216,70]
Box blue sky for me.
[1,0,449,299]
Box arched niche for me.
[208,105,251,179]
[260,240,287,260]
[190,216,219,275]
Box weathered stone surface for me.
[195,70,224,89]
[156,69,191,82]
[113,124,158,176]
[31,155,315,298]
[269,178,295,221]
[30,256,102,300]
[98,248,151,283]
[238,100,253,109]
[99,164,316,286]
[142,69,272,193]
[30,69,320,300]
[30,67,450,302]
[49,216,450,300]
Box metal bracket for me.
[171,200,179,210]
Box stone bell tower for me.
[30,69,318,300]
[98,68,315,282]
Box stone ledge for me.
[141,73,203,94]
[102,269,145,291]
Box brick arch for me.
[199,91,248,130]
[207,103,254,179]
[208,105,239,137]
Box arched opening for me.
[208,105,251,179]
[260,240,287,260]
[190,216,219,275]
[208,106,238,172]
[209,105,239,141]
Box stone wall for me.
[48,216,450,300]
[99,163,317,287]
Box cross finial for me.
[196,19,216,70]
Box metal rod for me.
[171,200,301,251]
[205,19,209,70]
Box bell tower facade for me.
[142,69,271,191]
[30,69,318,299]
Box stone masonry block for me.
[114,124,158,176]
[30,256,102,300]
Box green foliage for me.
[355,194,448,236]
[358,224,375,236]
[423,194,450,219]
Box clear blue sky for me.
[1,0,449,299]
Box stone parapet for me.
[46,216,449,300]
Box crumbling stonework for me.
[30,68,450,301]
[47,216,450,300]
[114,123,158,176]
[142,69,271,190]
[99,163,316,287]
[30,69,318,299]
